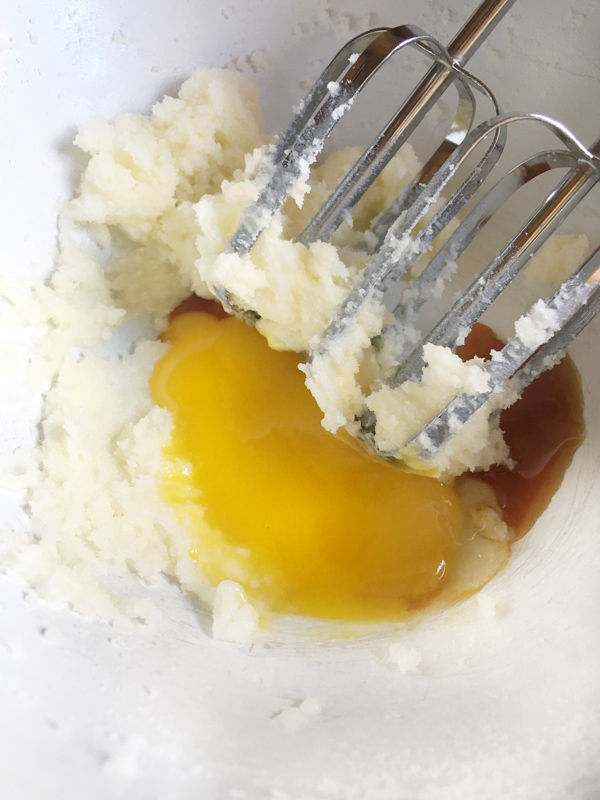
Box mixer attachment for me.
[222,0,515,257]
[219,0,600,471]
[338,114,600,466]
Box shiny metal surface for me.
[227,0,514,260]
[298,0,517,245]
[382,120,600,458]
[223,0,600,463]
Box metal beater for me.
[220,0,600,466]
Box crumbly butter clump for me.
[0,68,573,632]
[2,70,270,629]
[192,135,422,352]
[524,233,589,288]
[211,580,259,645]
[366,344,511,478]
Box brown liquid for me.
[457,323,585,538]
[169,294,230,320]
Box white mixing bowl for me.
[2,1,599,798]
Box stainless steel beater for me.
[221,0,600,465]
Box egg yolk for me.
[151,311,463,621]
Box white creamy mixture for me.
[0,69,587,639]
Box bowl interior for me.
[2,1,600,797]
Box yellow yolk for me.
[151,311,463,621]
